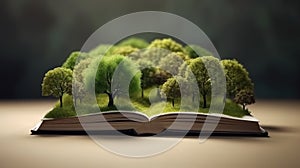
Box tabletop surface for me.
[0,100,299,168]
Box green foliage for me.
[221,59,254,98]
[74,58,94,81]
[139,66,157,97]
[62,51,87,70]
[184,56,221,108]
[84,55,141,107]
[42,67,72,107]
[161,77,180,107]
[111,46,139,56]
[151,68,171,86]
[159,52,189,75]
[42,37,256,119]
[72,57,95,105]
[117,37,149,49]
[141,47,170,65]
[148,38,184,53]
[184,45,213,58]
[234,89,255,111]
[177,59,192,77]
[185,57,210,108]
[140,48,174,87]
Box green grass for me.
[223,99,250,117]
[45,87,250,118]
[45,94,76,118]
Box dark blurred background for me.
[1,0,299,99]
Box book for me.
[31,111,268,137]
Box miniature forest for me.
[41,37,255,118]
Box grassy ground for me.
[44,94,77,118]
[45,88,250,118]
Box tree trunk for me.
[242,104,245,111]
[141,75,144,98]
[107,93,114,107]
[59,96,63,108]
[172,99,175,107]
[202,94,207,108]
[192,93,194,102]
[74,97,77,107]
[156,86,161,100]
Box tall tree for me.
[85,55,141,107]
[185,56,222,108]
[72,58,94,106]
[136,60,157,98]
[42,67,72,107]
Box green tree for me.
[136,60,157,98]
[185,56,221,108]
[72,57,94,106]
[62,51,87,70]
[141,47,170,66]
[184,44,213,58]
[159,52,189,75]
[117,37,149,49]
[221,59,254,99]
[144,38,185,68]
[136,48,172,93]
[152,68,171,87]
[161,77,180,107]
[140,69,154,98]
[42,67,73,108]
[148,38,184,53]
[85,55,141,107]
[234,89,255,110]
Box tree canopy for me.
[84,55,141,107]
[234,89,255,111]
[159,52,189,75]
[161,77,180,107]
[221,59,254,98]
[148,38,184,53]
[62,51,87,70]
[41,37,257,118]
[184,56,221,108]
[42,67,72,107]
[111,45,139,56]
[72,57,95,106]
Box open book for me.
[31,111,268,137]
